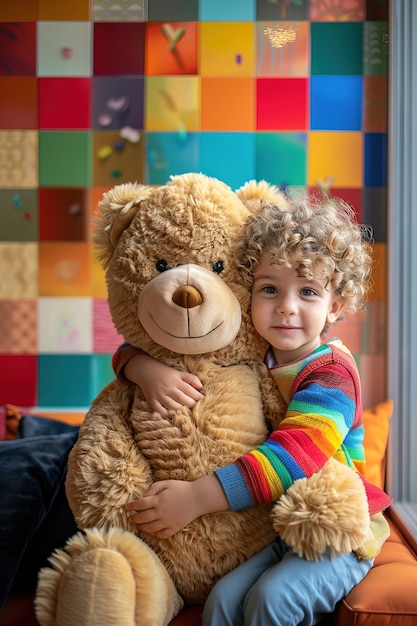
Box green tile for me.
[38,354,92,408]
[255,132,307,187]
[311,23,363,75]
[363,22,388,77]
[91,353,115,398]
[39,131,92,187]
[0,190,38,241]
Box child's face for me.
[251,259,344,365]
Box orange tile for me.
[38,242,92,297]
[145,22,198,75]
[0,0,37,21]
[0,77,37,129]
[201,77,255,131]
[37,0,90,20]
[91,250,108,299]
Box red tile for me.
[38,188,89,241]
[38,78,91,130]
[0,22,36,75]
[256,78,308,131]
[0,355,37,406]
[93,23,145,76]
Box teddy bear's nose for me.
[172,285,203,308]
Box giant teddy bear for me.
[35,173,371,626]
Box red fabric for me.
[112,344,144,385]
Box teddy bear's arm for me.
[66,381,152,532]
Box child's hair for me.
[237,190,374,315]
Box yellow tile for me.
[145,76,201,132]
[308,131,363,188]
[200,22,255,77]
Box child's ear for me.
[327,298,345,325]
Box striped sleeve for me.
[112,343,145,385]
[215,361,357,511]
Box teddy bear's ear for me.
[236,180,289,215]
[93,182,153,268]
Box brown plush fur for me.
[35,173,370,626]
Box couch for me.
[1,400,417,626]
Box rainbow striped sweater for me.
[214,340,393,518]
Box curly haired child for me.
[116,191,392,626]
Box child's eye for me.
[301,287,317,296]
[263,285,277,294]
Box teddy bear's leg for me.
[35,527,184,626]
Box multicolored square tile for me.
[0,6,390,409]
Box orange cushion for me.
[2,404,85,439]
[362,400,393,489]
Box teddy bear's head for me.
[94,172,286,366]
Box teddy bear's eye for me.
[156,259,169,272]
[212,261,224,274]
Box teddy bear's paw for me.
[271,458,371,561]
[35,527,184,626]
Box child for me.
[117,192,392,625]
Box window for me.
[387,0,417,538]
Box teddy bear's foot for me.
[271,457,371,561]
[35,527,184,626]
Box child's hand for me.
[124,353,204,417]
[126,476,229,538]
[126,480,200,538]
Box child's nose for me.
[277,294,297,315]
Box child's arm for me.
[127,358,391,536]
[113,344,204,417]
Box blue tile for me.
[364,133,387,187]
[199,0,255,21]
[311,76,363,131]
[146,132,200,185]
[199,132,256,190]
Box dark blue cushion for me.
[0,415,80,611]
[16,413,80,439]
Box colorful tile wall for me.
[0,0,389,410]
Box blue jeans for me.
[203,538,373,626]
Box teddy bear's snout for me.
[172,285,203,309]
